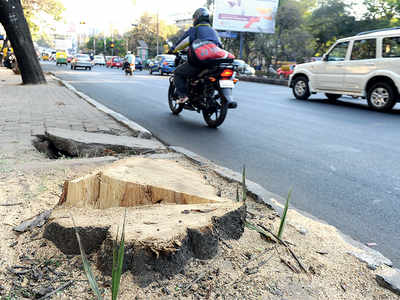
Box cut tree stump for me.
[44,157,246,278]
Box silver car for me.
[71,54,92,70]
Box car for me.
[93,55,106,66]
[233,59,256,75]
[277,64,296,79]
[289,27,400,112]
[71,54,92,70]
[105,56,112,64]
[149,54,176,75]
[135,57,143,71]
[106,57,122,68]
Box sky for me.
[60,0,205,34]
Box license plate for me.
[219,80,234,88]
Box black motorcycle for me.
[168,52,238,128]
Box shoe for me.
[176,96,189,104]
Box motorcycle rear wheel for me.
[202,91,228,128]
[168,80,183,115]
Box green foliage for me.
[71,211,127,300]
[70,215,103,300]
[277,189,292,240]
[242,165,247,202]
[112,210,127,300]
[22,0,65,40]
[306,0,357,56]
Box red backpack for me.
[189,27,235,66]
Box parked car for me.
[233,59,255,75]
[93,55,106,66]
[277,64,296,79]
[289,27,400,112]
[71,54,92,70]
[149,54,176,75]
[135,57,143,71]
[106,57,122,68]
[105,56,112,64]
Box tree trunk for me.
[0,0,46,84]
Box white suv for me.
[289,28,400,112]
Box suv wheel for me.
[325,93,341,103]
[367,82,396,112]
[292,76,310,100]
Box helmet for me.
[193,8,210,26]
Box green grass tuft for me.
[277,189,292,240]
[242,165,247,202]
[70,214,103,300]
[112,209,127,300]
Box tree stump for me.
[44,158,246,277]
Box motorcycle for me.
[168,52,238,128]
[123,62,134,76]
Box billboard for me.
[213,0,279,34]
[54,39,73,51]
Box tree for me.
[0,0,46,84]
[21,0,64,40]
[307,0,357,56]
[124,13,178,57]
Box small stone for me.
[298,228,308,235]
[191,283,199,291]
[161,287,170,295]
[216,189,222,197]
[35,286,52,298]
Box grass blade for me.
[236,185,240,202]
[70,215,103,300]
[277,189,292,240]
[111,227,119,298]
[112,209,127,300]
[242,165,247,202]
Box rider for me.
[169,8,222,104]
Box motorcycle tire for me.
[202,91,229,128]
[168,80,183,115]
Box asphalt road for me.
[43,62,400,266]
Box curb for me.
[49,73,152,140]
[237,75,289,86]
[168,146,397,275]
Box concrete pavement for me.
[0,68,134,165]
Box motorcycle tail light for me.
[220,69,233,78]
[163,62,168,65]
[233,78,239,84]
[209,77,216,82]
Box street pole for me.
[111,27,114,56]
[156,11,159,55]
[93,37,96,55]
[239,32,244,59]
[103,34,106,55]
